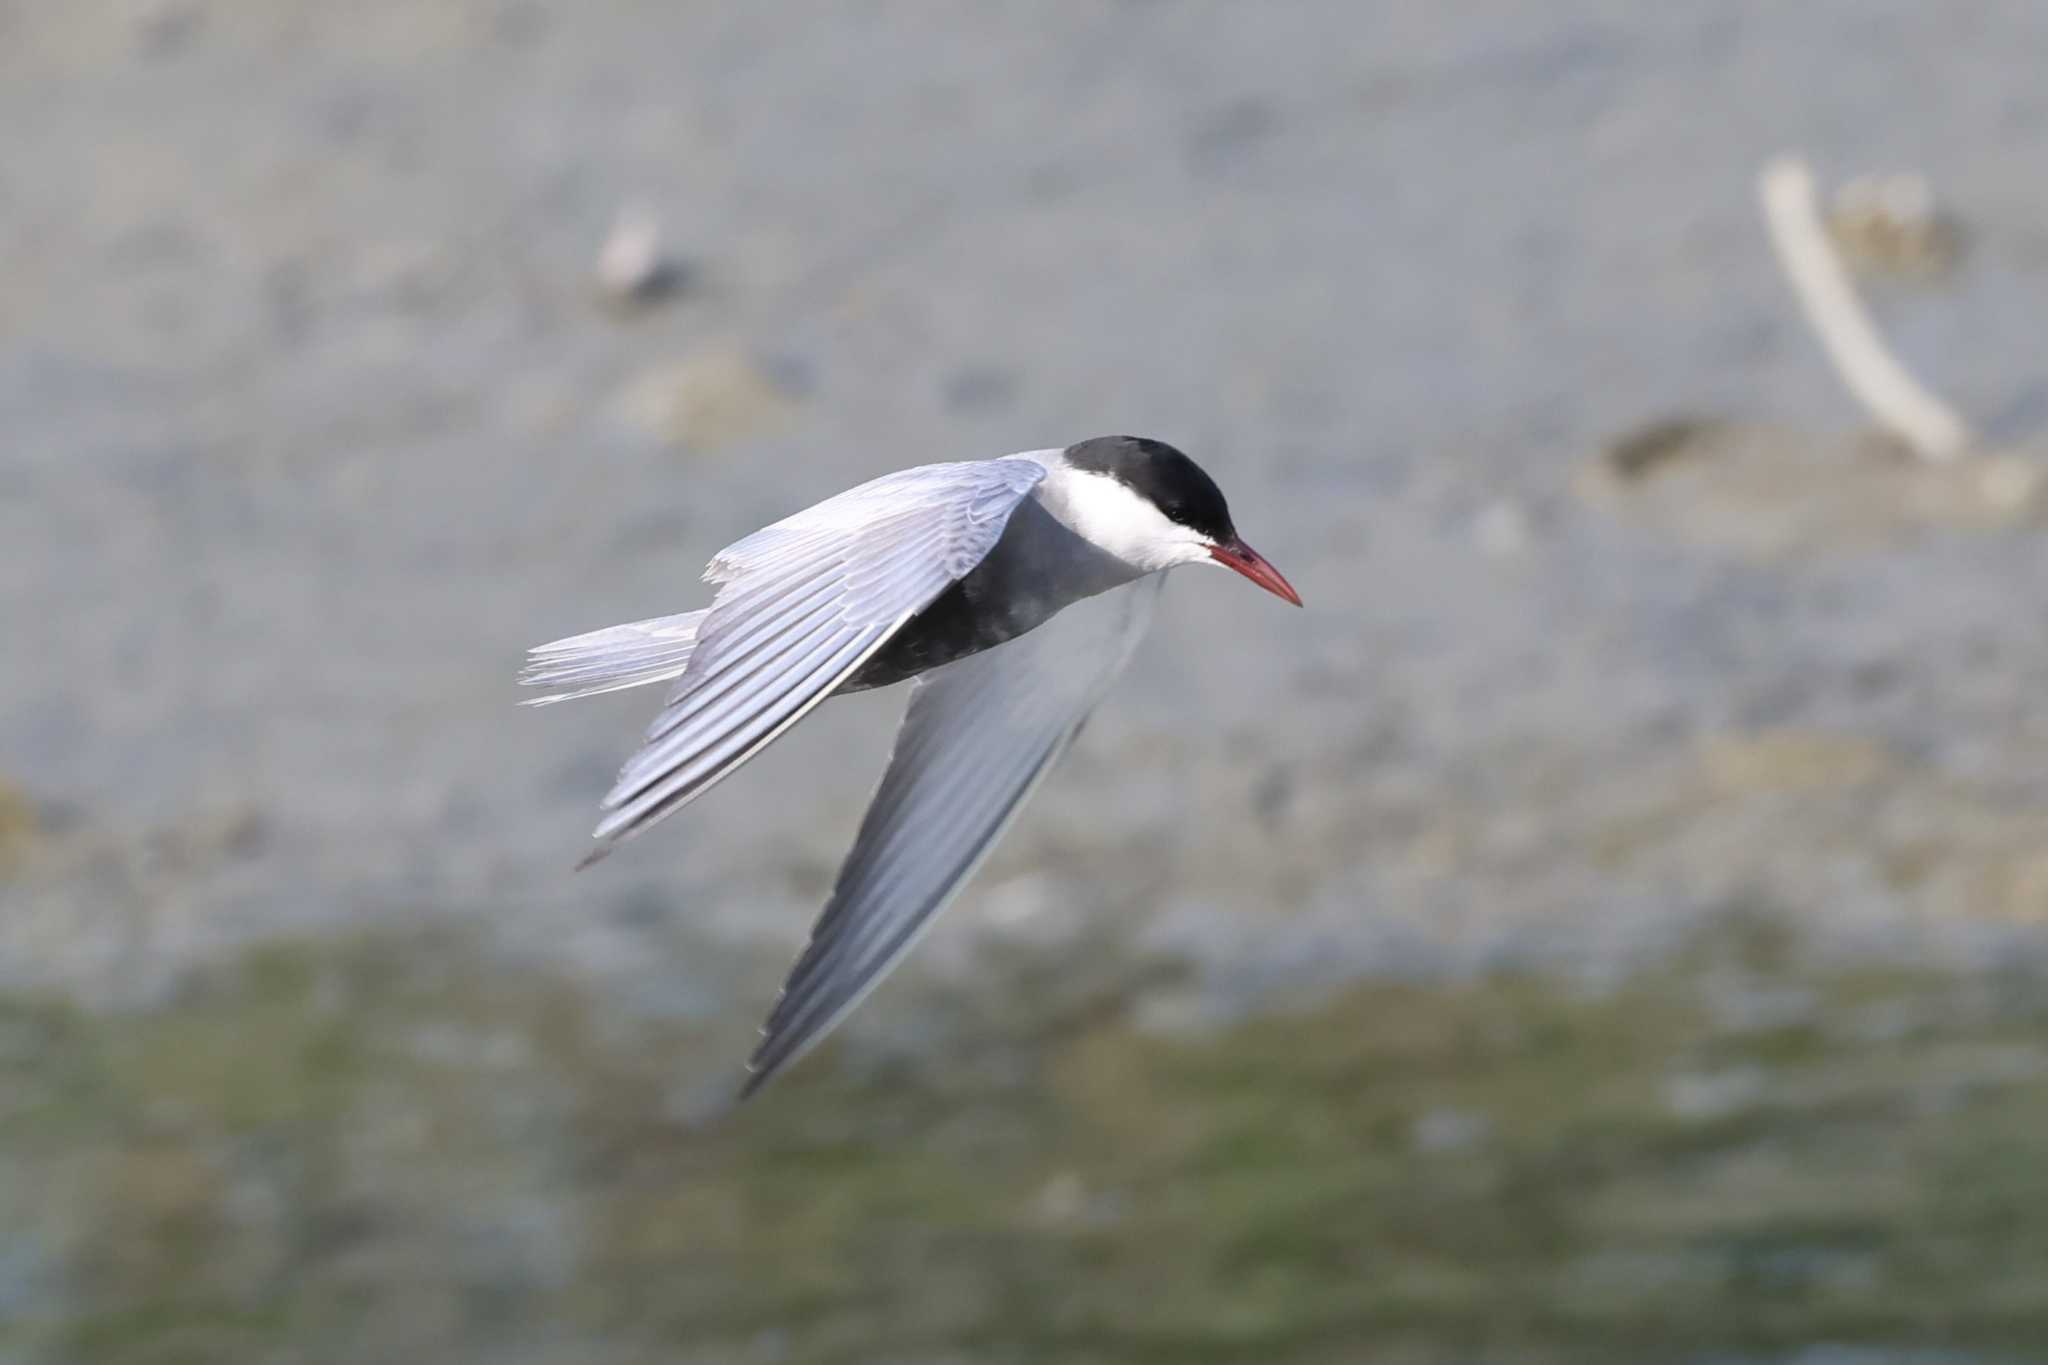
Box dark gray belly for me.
[841,497,1136,692]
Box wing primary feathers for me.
[613,602,853,793]
[587,622,905,850]
[595,628,884,833]
[736,575,1163,1099]
[740,738,1068,1097]
[566,458,1051,862]
[759,735,1054,1035]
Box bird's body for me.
[846,493,1139,690]
[522,436,1298,1095]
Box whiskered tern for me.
[522,436,1300,1096]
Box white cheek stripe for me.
[1034,467,1212,572]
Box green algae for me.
[3,926,2046,1364]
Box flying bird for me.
[520,436,1300,1096]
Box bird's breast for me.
[842,496,1142,692]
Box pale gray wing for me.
[741,573,1165,1097]
[586,458,1048,858]
[518,609,707,706]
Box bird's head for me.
[1051,435,1302,605]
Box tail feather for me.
[518,610,706,706]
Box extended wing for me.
[584,458,1048,859]
[742,573,1164,1096]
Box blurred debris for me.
[1589,166,2039,548]
[1758,156,1973,463]
[615,345,793,450]
[1700,731,1892,796]
[1829,172,1963,277]
[1579,418,2043,558]
[594,205,682,310]
[1602,415,1725,480]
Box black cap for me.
[1062,435,1236,543]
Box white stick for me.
[1757,155,1972,462]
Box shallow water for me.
[6,919,2048,1363]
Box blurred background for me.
[6,2,2048,1362]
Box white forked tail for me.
[518,610,707,705]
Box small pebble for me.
[1828,170,1959,275]
[595,205,680,307]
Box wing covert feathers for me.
[580,458,1048,859]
